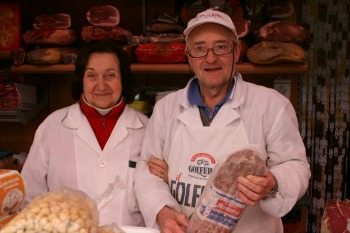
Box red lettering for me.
[216,199,244,217]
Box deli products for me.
[0,170,25,217]
[25,47,78,65]
[86,5,120,27]
[0,188,98,233]
[135,43,186,64]
[81,26,132,42]
[255,21,311,46]
[0,3,21,51]
[23,28,76,45]
[26,48,61,65]
[265,0,295,19]
[0,80,19,111]
[321,200,350,233]
[33,13,71,29]
[246,41,306,64]
[187,149,268,233]
[82,5,132,43]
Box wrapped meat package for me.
[321,199,350,233]
[135,43,186,64]
[187,149,268,233]
[0,188,98,233]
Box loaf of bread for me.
[187,149,268,233]
[247,41,306,64]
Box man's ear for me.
[234,42,241,63]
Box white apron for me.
[167,108,249,217]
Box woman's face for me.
[83,52,122,109]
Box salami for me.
[187,149,268,233]
[135,43,186,64]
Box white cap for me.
[183,9,238,43]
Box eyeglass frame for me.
[185,42,236,58]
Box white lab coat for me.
[21,103,148,227]
[135,73,310,233]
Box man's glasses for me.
[187,43,233,58]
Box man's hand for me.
[148,157,169,183]
[237,171,277,205]
[157,206,189,233]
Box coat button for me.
[99,162,106,168]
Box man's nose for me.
[205,49,218,62]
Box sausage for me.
[187,149,268,233]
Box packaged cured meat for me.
[25,47,78,65]
[265,0,295,19]
[26,48,61,65]
[0,3,21,51]
[187,149,268,233]
[135,43,186,64]
[246,41,306,65]
[23,28,76,45]
[0,188,98,233]
[81,26,132,43]
[0,76,19,111]
[86,5,120,27]
[255,21,311,47]
[33,13,71,29]
[321,199,350,233]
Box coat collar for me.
[177,73,245,127]
[62,103,145,154]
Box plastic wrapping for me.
[135,43,186,64]
[0,188,98,233]
[321,199,350,233]
[98,223,125,233]
[187,149,268,233]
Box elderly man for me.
[135,8,310,233]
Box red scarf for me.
[80,96,126,149]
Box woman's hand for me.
[148,156,169,183]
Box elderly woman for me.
[21,39,148,227]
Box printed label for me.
[196,185,246,229]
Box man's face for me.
[186,23,240,92]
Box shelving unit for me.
[11,63,308,75]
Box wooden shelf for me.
[0,51,11,60]
[11,63,308,75]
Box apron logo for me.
[188,153,216,180]
[170,180,205,208]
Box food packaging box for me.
[0,3,21,51]
[0,212,17,229]
[135,43,186,64]
[0,170,25,218]
[121,226,160,233]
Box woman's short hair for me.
[72,39,136,103]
